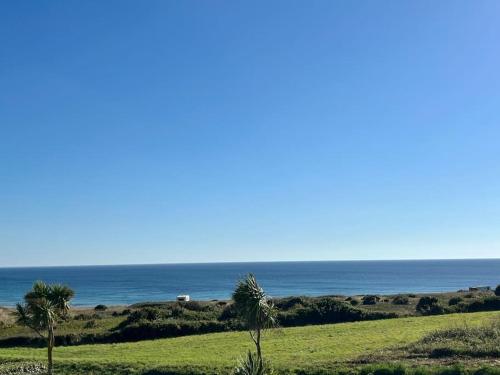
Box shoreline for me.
[1,288,492,310]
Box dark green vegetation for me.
[392,296,409,305]
[416,297,444,315]
[0,312,498,374]
[1,291,498,348]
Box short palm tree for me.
[14,281,74,375]
[232,273,277,365]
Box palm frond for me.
[233,274,278,331]
[13,303,30,325]
[49,284,75,315]
[15,281,75,337]
[13,303,45,338]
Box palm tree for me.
[232,273,277,365]
[14,281,74,375]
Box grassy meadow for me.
[1,311,499,374]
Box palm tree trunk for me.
[255,328,262,364]
[47,326,54,375]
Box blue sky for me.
[1,1,500,266]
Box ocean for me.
[0,259,498,307]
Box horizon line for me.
[1,257,499,269]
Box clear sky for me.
[1,1,500,267]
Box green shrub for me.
[495,285,500,297]
[278,297,396,326]
[275,296,308,310]
[448,297,463,306]
[121,307,163,325]
[94,304,108,311]
[362,295,380,305]
[462,297,500,312]
[116,319,241,342]
[219,303,239,321]
[416,297,444,315]
[392,296,409,305]
[181,301,210,312]
[448,297,464,306]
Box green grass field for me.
[1,311,498,374]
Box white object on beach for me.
[177,295,190,302]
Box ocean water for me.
[0,259,498,307]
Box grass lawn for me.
[0,311,498,374]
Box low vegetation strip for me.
[2,293,498,348]
[407,321,500,358]
[0,311,498,374]
[0,296,399,347]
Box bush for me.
[278,297,396,327]
[116,319,241,342]
[495,285,500,296]
[112,309,131,317]
[350,299,360,306]
[181,301,208,312]
[462,296,500,312]
[274,296,308,310]
[392,296,409,305]
[448,297,463,306]
[233,351,274,375]
[416,296,444,315]
[94,304,108,311]
[120,307,163,326]
[362,295,380,305]
[218,303,239,321]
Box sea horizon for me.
[2,257,499,270]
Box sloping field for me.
[0,312,498,374]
